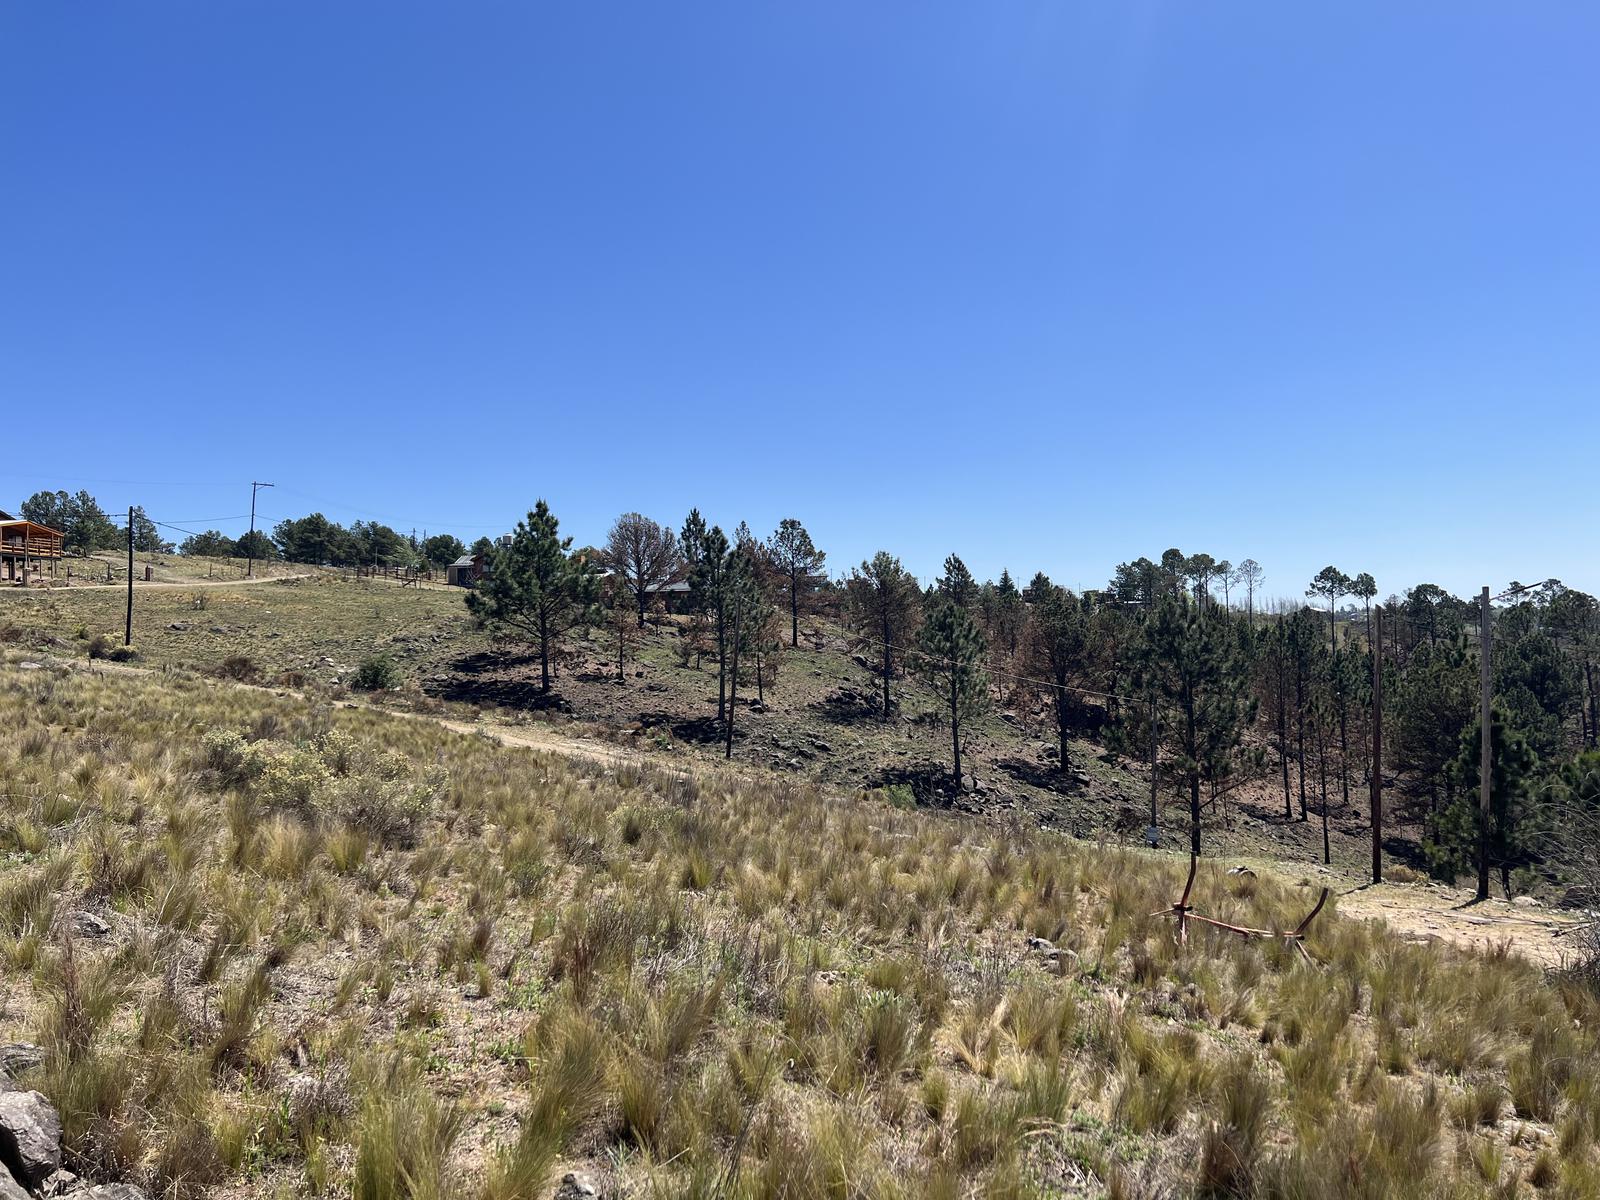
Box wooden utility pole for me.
[1370,605,1383,884]
[125,506,134,646]
[247,481,274,578]
[1477,586,1492,902]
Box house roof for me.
[450,555,477,568]
[0,519,66,538]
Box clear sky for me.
[4,4,1597,600]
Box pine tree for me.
[918,597,989,783]
[936,554,979,611]
[129,506,169,553]
[846,552,922,720]
[767,518,827,647]
[983,569,1024,656]
[1392,640,1478,840]
[723,545,772,759]
[1237,559,1264,619]
[1427,706,1540,895]
[1307,566,1352,653]
[1286,607,1324,821]
[1134,596,1254,855]
[681,510,734,724]
[465,500,599,693]
[1026,585,1087,768]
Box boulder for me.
[70,912,112,940]
[0,1047,40,1078]
[82,1186,152,1200]
[0,1089,62,1188]
[39,1166,79,1196]
[555,1173,598,1199]
[0,1162,27,1200]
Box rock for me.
[0,1162,28,1200]
[1226,866,1257,878]
[1026,936,1056,953]
[0,1089,63,1188]
[999,711,1022,727]
[70,912,112,939]
[81,1186,152,1200]
[167,622,190,631]
[0,1047,40,1079]
[209,626,228,634]
[16,663,42,672]
[555,1173,598,1199]
[40,1167,79,1196]
[1511,895,1541,908]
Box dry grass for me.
[0,653,1596,1198]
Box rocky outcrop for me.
[0,1161,29,1200]
[0,1089,62,1189]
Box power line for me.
[844,628,1143,706]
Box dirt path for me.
[15,651,1588,969]
[1335,881,1584,968]
[8,572,320,593]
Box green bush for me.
[352,654,401,692]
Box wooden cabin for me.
[0,516,66,582]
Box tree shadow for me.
[993,755,1082,795]
[869,762,958,808]
[810,686,882,726]
[670,714,732,746]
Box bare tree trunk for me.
[1278,655,1291,819]
[1318,714,1331,864]
[790,570,800,648]
[1339,697,1350,809]
[1296,679,1308,821]
[726,613,740,759]
[539,611,551,693]
[880,611,893,721]
[950,675,962,784]
[716,609,727,723]
[1186,687,1201,856]
[1055,675,1070,770]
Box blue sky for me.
[4,3,1597,600]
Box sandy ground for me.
[1335,880,1586,968]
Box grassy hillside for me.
[1,657,1598,1198]
[0,575,1395,875]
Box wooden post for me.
[1370,604,1383,884]
[125,507,134,646]
[1477,586,1492,902]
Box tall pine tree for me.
[918,597,989,784]
[466,500,599,693]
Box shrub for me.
[200,728,268,790]
[214,656,258,682]
[106,644,138,662]
[352,654,401,692]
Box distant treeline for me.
[13,488,481,569]
[470,501,1600,905]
